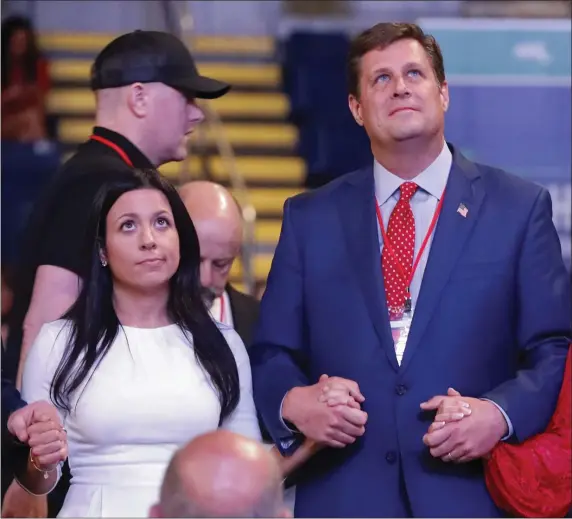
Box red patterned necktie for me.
[382,182,418,319]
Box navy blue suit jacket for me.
[1,346,28,500]
[250,147,571,517]
[1,377,25,434]
[2,345,26,438]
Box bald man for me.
[150,430,291,518]
[179,181,260,348]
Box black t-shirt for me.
[4,126,154,380]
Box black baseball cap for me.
[90,30,231,99]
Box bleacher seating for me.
[282,31,371,187]
[282,31,350,121]
[1,141,61,264]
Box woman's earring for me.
[99,247,107,267]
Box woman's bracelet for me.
[29,450,57,479]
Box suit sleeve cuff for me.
[481,398,514,441]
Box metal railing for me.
[161,0,258,296]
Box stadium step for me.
[39,33,275,58]
[49,59,281,89]
[48,89,289,119]
[57,118,298,152]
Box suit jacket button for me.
[385,451,397,464]
[395,384,407,396]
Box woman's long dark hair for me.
[1,15,42,90]
[50,168,240,424]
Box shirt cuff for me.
[279,393,300,451]
[481,398,513,441]
[279,393,299,433]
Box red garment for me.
[381,182,418,318]
[5,56,50,93]
[485,347,572,517]
[1,57,50,140]
[35,57,51,94]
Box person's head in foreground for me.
[178,181,243,308]
[91,30,230,166]
[150,430,291,518]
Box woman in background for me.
[21,168,260,517]
[1,15,51,141]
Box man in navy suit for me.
[250,22,571,517]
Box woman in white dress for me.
[20,168,261,517]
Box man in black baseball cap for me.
[87,29,232,166]
[3,30,231,517]
[90,30,230,99]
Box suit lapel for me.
[226,287,243,336]
[399,149,485,373]
[336,168,400,372]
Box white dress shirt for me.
[209,290,234,328]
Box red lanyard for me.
[90,135,133,167]
[375,190,445,310]
[219,294,226,323]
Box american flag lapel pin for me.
[457,203,468,218]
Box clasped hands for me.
[282,374,368,448]
[420,388,508,463]
[7,400,68,473]
[283,378,507,462]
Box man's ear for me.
[127,82,149,119]
[439,79,450,113]
[348,94,364,126]
[149,503,161,518]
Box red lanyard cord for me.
[219,294,225,323]
[90,135,134,167]
[375,190,445,299]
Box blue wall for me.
[446,85,571,267]
[425,18,571,268]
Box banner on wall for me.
[418,18,571,268]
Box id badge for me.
[389,310,413,366]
